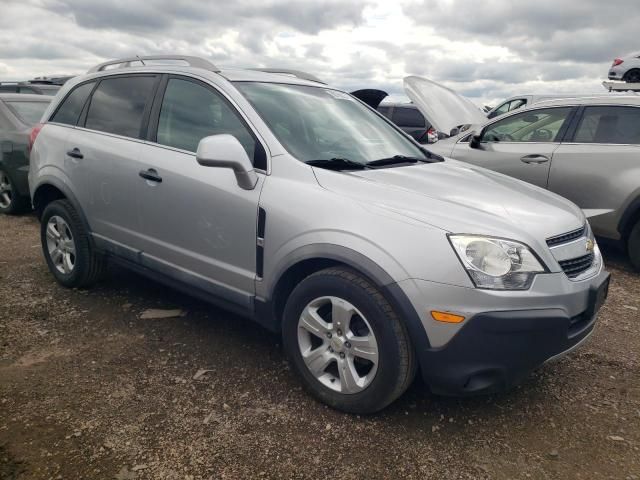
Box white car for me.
[609,52,640,83]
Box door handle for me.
[66,148,83,159]
[139,168,163,183]
[520,154,550,164]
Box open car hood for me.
[403,76,487,135]
[350,89,388,109]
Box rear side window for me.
[156,78,258,163]
[5,101,50,125]
[377,106,392,118]
[85,76,156,138]
[392,107,425,128]
[574,106,640,144]
[51,82,95,126]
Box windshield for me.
[235,82,427,165]
[6,100,50,125]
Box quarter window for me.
[50,82,95,126]
[156,78,258,163]
[482,107,572,143]
[85,76,156,138]
[574,106,640,144]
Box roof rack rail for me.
[87,55,219,74]
[250,68,326,84]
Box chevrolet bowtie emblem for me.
[586,239,595,252]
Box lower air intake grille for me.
[558,253,594,278]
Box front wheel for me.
[40,199,105,288]
[282,267,416,414]
[628,220,640,271]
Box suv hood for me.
[403,76,487,135]
[313,160,584,241]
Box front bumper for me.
[399,270,610,395]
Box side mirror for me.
[196,134,258,190]
[469,134,482,149]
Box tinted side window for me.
[51,82,95,126]
[377,106,392,119]
[156,78,257,162]
[392,107,425,128]
[483,107,572,143]
[85,76,156,138]
[509,99,527,111]
[574,106,640,144]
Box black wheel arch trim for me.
[619,196,640,239]
[255,244,431,351]
[32,177,92,239]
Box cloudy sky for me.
[1,0,637,106]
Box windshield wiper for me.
[305,158,368,171]
[365,155,426,168]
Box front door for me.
[136,76,265,309]
[450,107,575,189]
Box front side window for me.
[574,106,640,144]
[51,82,95,126]
[156,78,257,162]
[392,107,425,128]
[482,107,572,143]
[6,101,50,125]
[235,82,427,165]
[85,76,156,138]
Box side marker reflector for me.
[431,310,465,323]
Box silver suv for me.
[29,56,610,413]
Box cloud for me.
[0,0,629,105]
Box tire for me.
[282,267,416,414]
[628,221,640,271]
[624,69,640,83]
[40,199,105,288]
[0,169,30,215]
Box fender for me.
[256,243,431,350]
[32,174,93,242]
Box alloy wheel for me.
[297,296,379,394]
[0,171,12,209]
[45,215,76,274]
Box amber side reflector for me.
[431,310,465,323]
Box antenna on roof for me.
[136,55,146,66]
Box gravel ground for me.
[1,213,639,480]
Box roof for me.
[0,93,52,102]
[530,95,640,108]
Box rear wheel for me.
[282,267,416,414]
[0,169,29,214]
[41,199,105,288]
[628,221,640,271]
[624,69,640,83]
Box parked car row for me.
[14,55,613,414]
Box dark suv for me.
[377,103,437,144]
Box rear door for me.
[65,74,159,252]
[449,107,575,188]
[548,105,640,238]
[135,75,266,308]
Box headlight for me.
[449,235,546,290]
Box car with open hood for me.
[29,55,609,413]
[410,77,640,269]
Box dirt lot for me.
[0,214,639,480]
